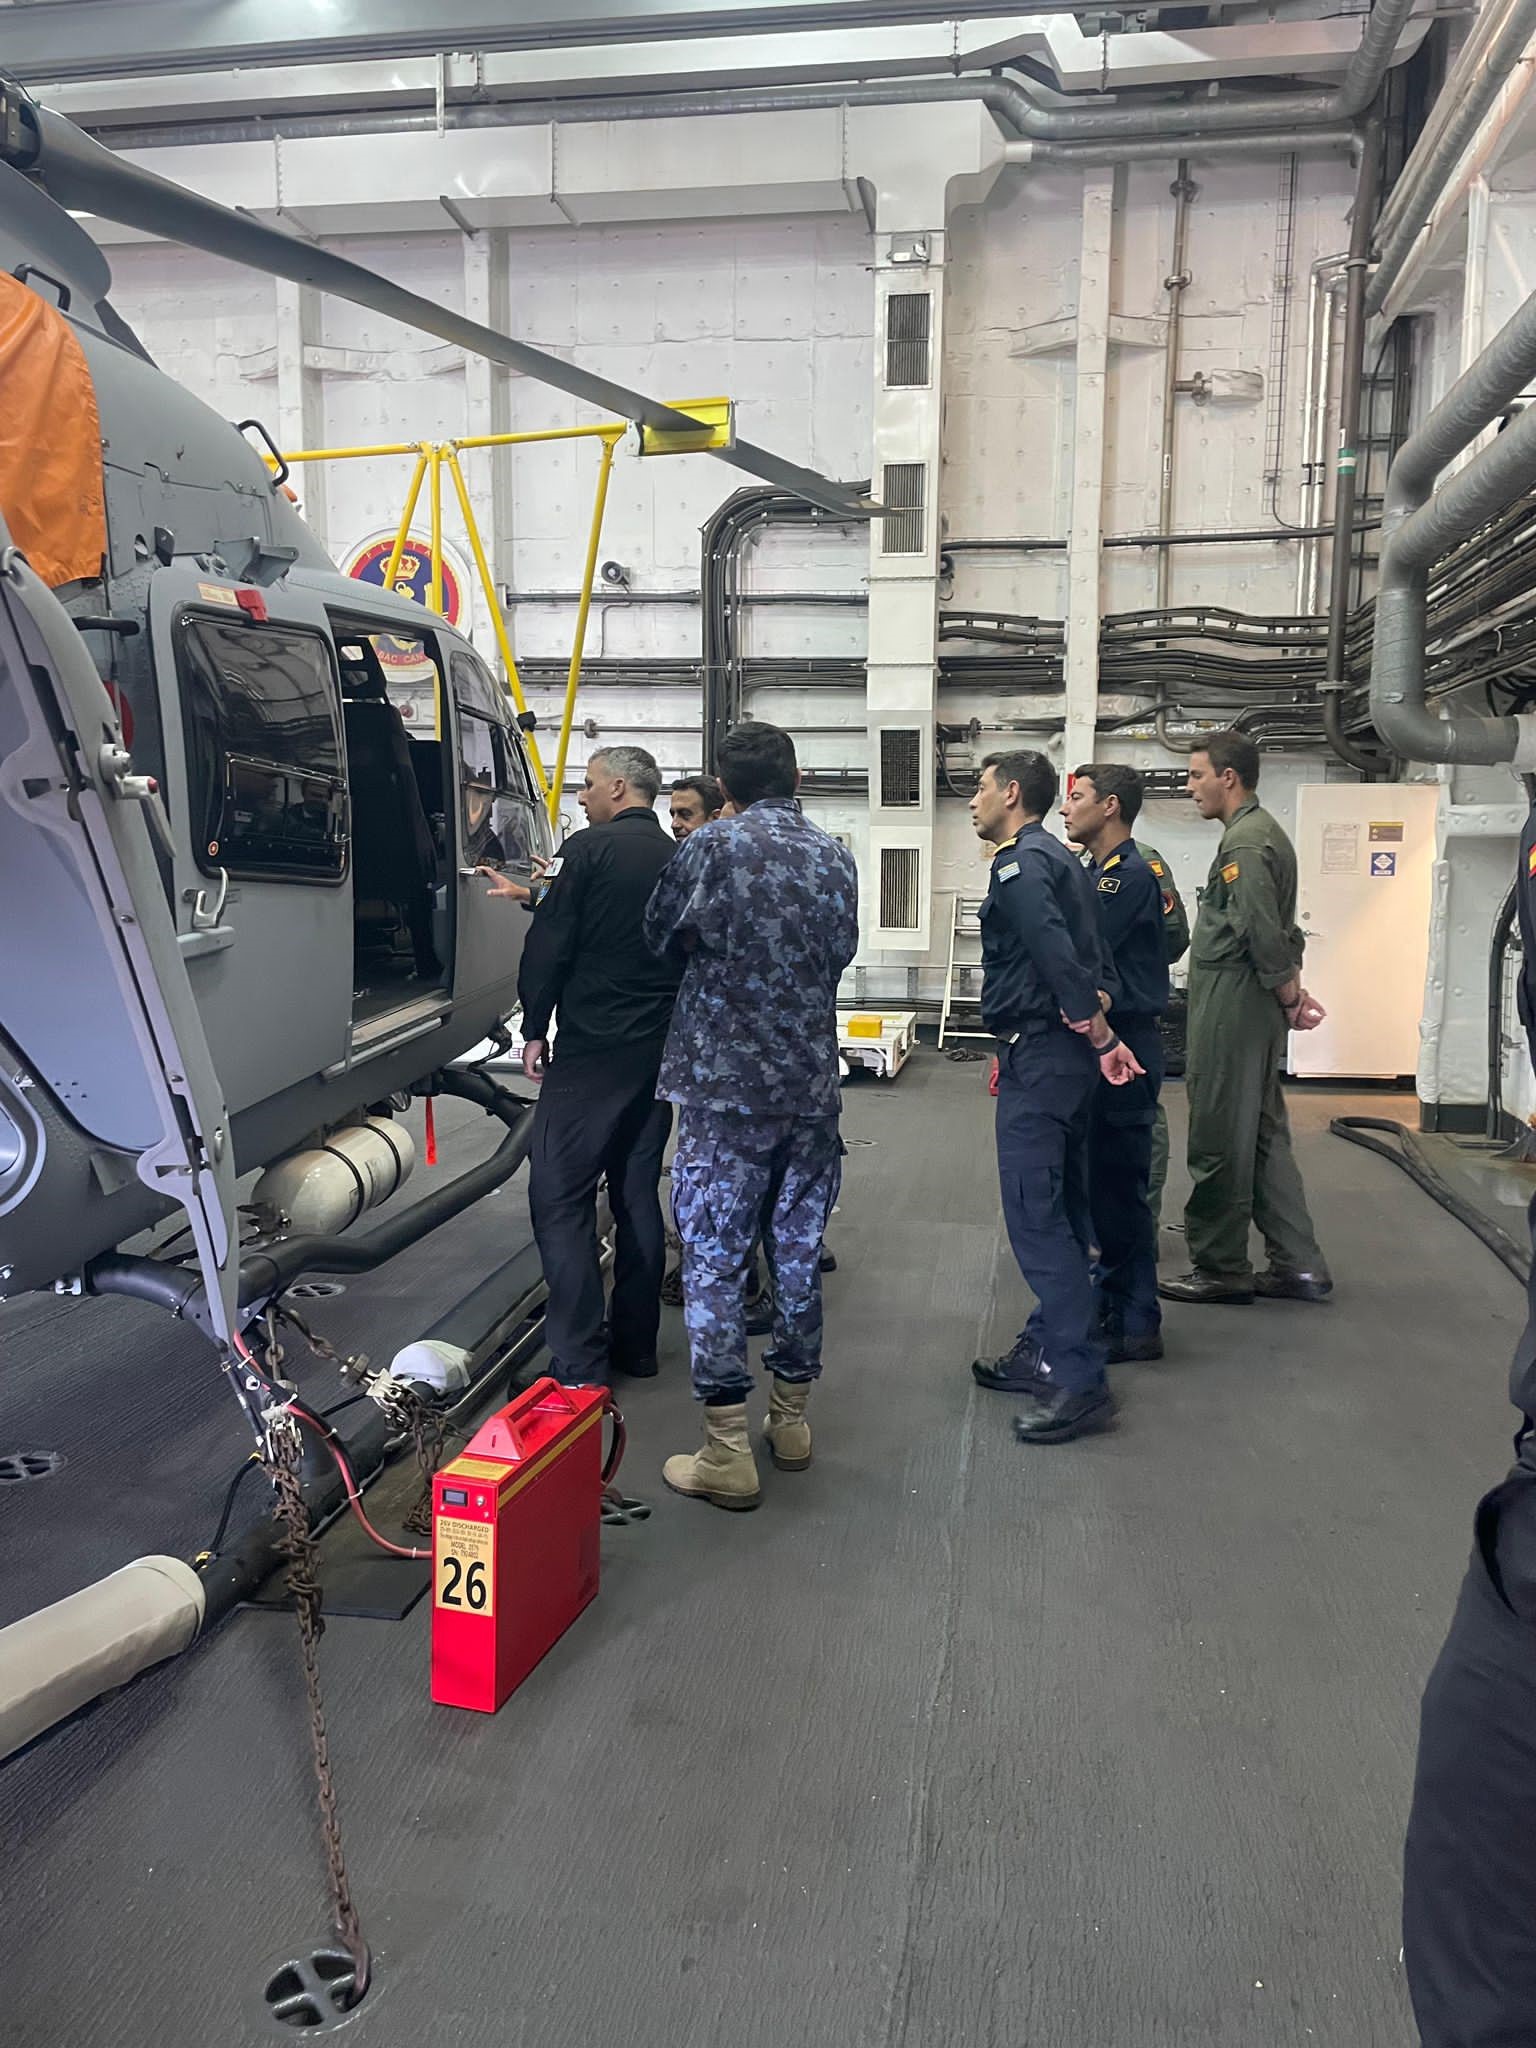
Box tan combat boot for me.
[663,1404,761,1511]
[763,1378,812,1471]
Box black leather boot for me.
[1157,1269,1255,1305]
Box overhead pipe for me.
[103,101,1362,163]
[1368,0,1536,317]
[90,0,1414,157]
[1370,288,1536,765]
[1324,115,1387,775]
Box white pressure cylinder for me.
[251,1115,415,1235]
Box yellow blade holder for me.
[626,396,736,459]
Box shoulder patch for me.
[1527,844,1536,877]
[996,860,1021,883]
[1098,876,1121,894]
[1221,861,1241,884]
[1148,858,1165,876]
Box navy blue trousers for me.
[529,1045,673,1384]
[995,1026,1107,1396]
[1088,1015,1164,1343]
[671,1106,842,1402]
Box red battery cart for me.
[430,1378,616,1713]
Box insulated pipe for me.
[1324,117,1385,775]
[1368,0,1536,317]
[89,3,1413,155]
[1010,131,1360,168]
[1371,385,1536,763]
[0,1557,204,1764]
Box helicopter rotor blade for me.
[21,102,876,523]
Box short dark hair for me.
[591,744,662,803]
[981,749,1057,818]
[671,775,722,813]
[717,722,798,807]
[1194,729,1261,790]
[1073,762,1144,827]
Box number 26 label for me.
[435,1521,495,1618]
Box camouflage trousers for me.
[671,1106,843,1402]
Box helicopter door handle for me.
[98,742,176,862]
[192,866,230,931]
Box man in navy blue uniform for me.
[969,751,1143,1446]
[1402,800,1536,2045]
[1061,763,1169,1364]
[644,722,858,1509]
[514,746,680,1386]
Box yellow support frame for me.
[279,401,720,824]
[549,432,620,827]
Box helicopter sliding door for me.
[147,567,352,1120]
[0,532,238,1332]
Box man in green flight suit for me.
[1158,729,1330,1305]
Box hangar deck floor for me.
[0,1057,1525,2048]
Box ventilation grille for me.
[878,845,923,931]
[885,291,932,387]
[878,727,922,809]
[880,462,926,555]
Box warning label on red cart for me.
[435,1519,495,1619]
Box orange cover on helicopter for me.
[0,270,106,588]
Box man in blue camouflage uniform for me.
[643,722,858,1510]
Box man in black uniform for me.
[1402,802,1536,2045]
[514,746,680,1384]
[1061,764,1169,1364]
[968,751,1142,1446]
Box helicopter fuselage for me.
[0,173,552,1300]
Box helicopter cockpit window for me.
[450,650,541,871]
[176,614,347,883]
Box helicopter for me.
[0,78,871,1437]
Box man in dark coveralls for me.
[1061,763,1170,1363]
[644,722,857,1509]
[968,751,1143,1446]
[1403,800,1536,2047]
[515,746,680,1385]
[1159,730,1329,1306]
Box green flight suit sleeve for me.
[1135,841,1190,965]
[1220,840,1299,990]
